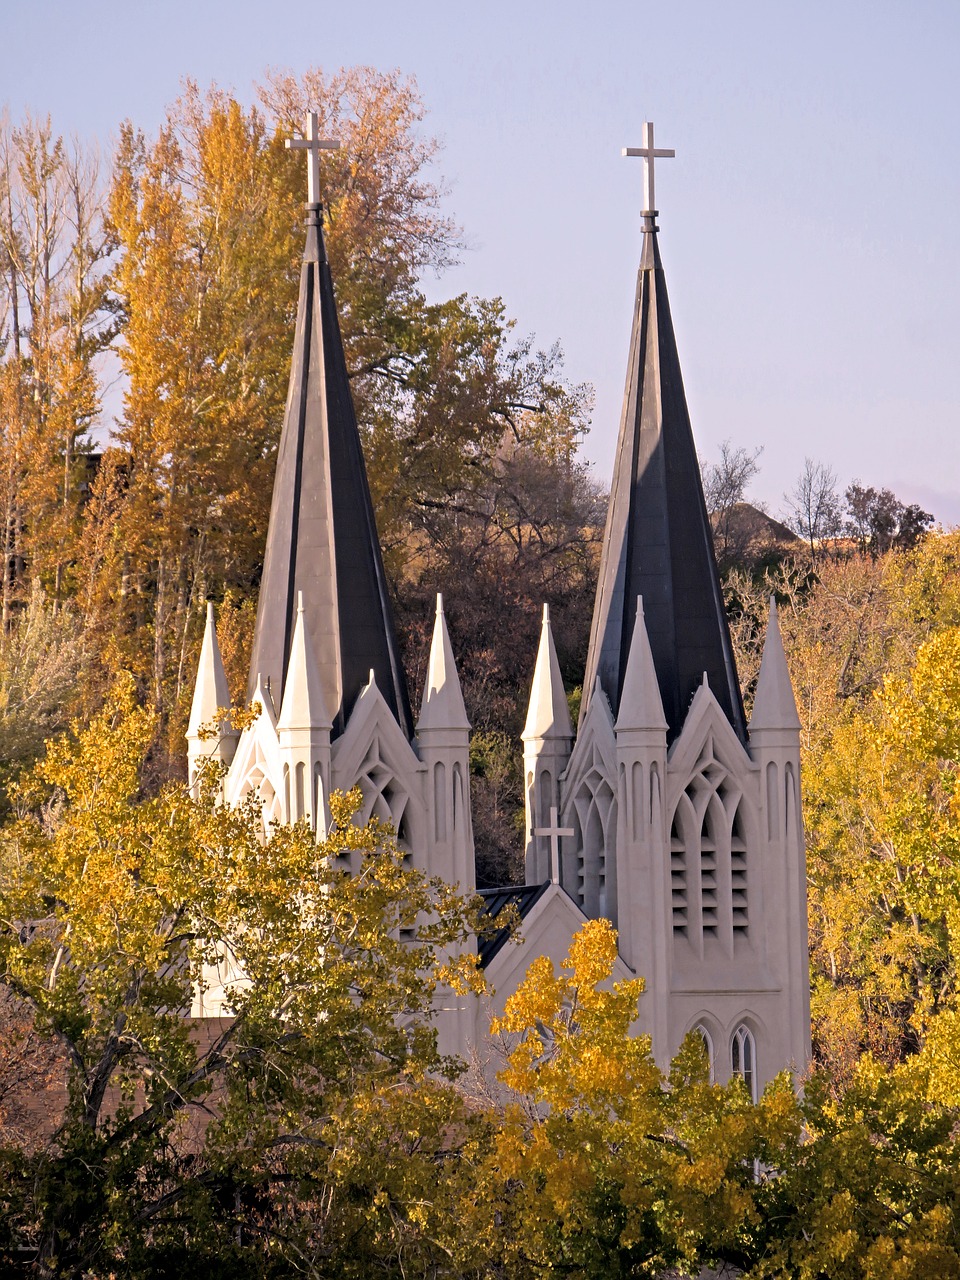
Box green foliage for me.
[725,534,960,1080]
[0,682,489,1274]
[753,1057,960,1279]
[6,705,960,1280]
[0,113,117,615]
[481,921,960,1280]
[484,918,801,1278]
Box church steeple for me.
[247,113,413,739]
[582,125,746,743]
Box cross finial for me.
[533,805,574,884]
[623,121,675,214]
[286,111,340,205]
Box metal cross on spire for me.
[534,805,574,884]
[623,121,675,214]
[286,111,340,205]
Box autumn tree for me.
[97,70,591,780]
[7,689,960,1274]
[0,681,492,1274]
[802,622,960,1075]
[724,534,960,1076]
[102,93,302,723]
[394,439,603,885]
[701,438,763,569]
[0,113,114,617]
[752,1057,960,1279]
[480,919,960,1279]
[845,480,934,557]
[0,581,85,812]
[258,69,591,552]
[479,918,801,1277]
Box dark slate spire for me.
[248,140,412,739]
[582,154,746,744]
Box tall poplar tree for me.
[0,114,114,616]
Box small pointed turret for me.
[416,595,474,892]
[417,594,470,733]
[616,597,668,734]
[522,605,573,742]
[749,599,801,734]
[278,593,332,733]
[522,605,575,885]
[277,594,331,832]
[251,672,278,729]
[613,595,669,973]
[746,597,810,1079]
[187,603,237,790]
[188,602,232,739]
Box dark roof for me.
[582,215,746,743]
[247,203,413,738]
[477,882,550,967]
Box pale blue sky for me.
[4,0,959,519]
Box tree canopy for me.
[3,67,960,1278]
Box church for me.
[186,117,811,1093]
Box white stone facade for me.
[188,588,810,1086]
[522,598,811,1090]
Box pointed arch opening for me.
[670,792,695,938]
[236,763,284,837]
[569,767,616,919]
[433,762,447,842]
[345,736,414,871]
[669,743,753,955]
[731,1023,757,1101]
[692,1023,715,1082]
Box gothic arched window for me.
[731,1024,757,1101]
[692,1023,715,1082]
[569,767,616,918]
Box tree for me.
[0,113,115,617]
[481,918,800,1277]
[8,681,960,1274]
[721,536,960,1075]
[0,580,85,813]
[98,72,592,773]
[752,1058,960,1279]
[395,440,604,884]
[103,93,303,725]
[482,920,960,1279]
[800,618,960,1074]
[701,439,763,569]
[0,681,491,1274]
[845,482,934,558]
[257,70,592,556]
[784,456,843,565]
